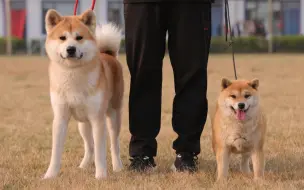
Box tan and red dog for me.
[43,9,124,179]
[212,78,266,181]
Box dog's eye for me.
[244,94,251,99]
[59,36,66,41]
[230,95,236,99]
[76,36,83,41]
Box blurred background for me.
[1,2,304,188]
[0,0,303,55]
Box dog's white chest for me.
[224,122,258,153]
[50,65,103,122]
[51,89,103,122]
[70,91,103,122]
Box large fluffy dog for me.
[212,78,266,181]
[43,9,124,179]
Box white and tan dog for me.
[211,78,266,181]
[43,9,124,179]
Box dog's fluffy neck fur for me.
[49,58,102,97]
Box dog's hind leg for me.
[78,122,94,169]
[106,108,123,172]
[240,153,251,174]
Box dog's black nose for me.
[238,103,245,110]
[66,46,76,56]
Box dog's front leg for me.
[216,147,230,181]
[251,148,265,180]
[90,115,107,179]
[43,93,70,179]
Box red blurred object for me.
[91,0,96,10]
[74,0,79,15]
[277,20,283,30]
[11,9,26,39]
[74,0,96,15]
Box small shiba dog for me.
[211,78,266,181]
[43,9,124,179]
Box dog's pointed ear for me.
[79,9,96,32]
[248,78,259,90]
[45,9,63,33]
[221,78,232,89]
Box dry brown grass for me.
[1,54,304,190]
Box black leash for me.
[224,0,238,80]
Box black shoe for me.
[171,152,199,173]
[128,156,156,172]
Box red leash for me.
[74,0,96,15]
[73,0,79,15]
[91,0,96,11]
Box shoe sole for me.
[170,163,198,173]
[149,166,158,172]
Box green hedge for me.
[210,36,304,53]
[0,37,26,54]
[2,36,304,54]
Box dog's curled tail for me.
[95,23,122,57]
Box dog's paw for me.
[253,176,265,183]
[233,138,246,151]
[79,155,94,169]
[240,165,251,174]
[112,160,123,172]
[79,161,92,169]
[42,172,58,180]
[216,176,228,183]
[113,165,123,172]
[95,172,107,179]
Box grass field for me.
[1,54,304,190]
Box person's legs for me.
[167,3,211,172]
[124,3,167,171]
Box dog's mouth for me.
[230,106,250,113]
[230,106,250,121]
[60,53,83,60]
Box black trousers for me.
[124,3,211,157]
